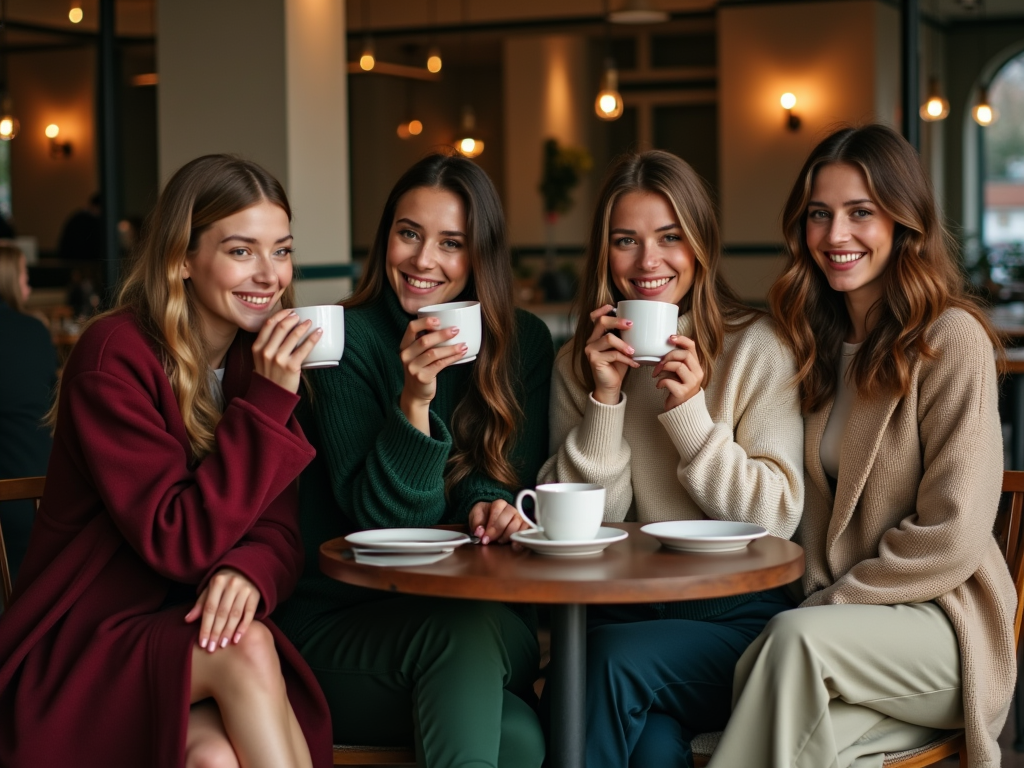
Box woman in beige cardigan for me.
[538,150,804,767]
[708,124,1015,768]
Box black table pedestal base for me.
[549,603,587,768]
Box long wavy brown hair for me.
[50,155,295,460]
[570,149,756,391]
[346,152,522,491]
[0,244,27,312]
[769,124,1000,413]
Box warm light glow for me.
[595,90,624,121]
[45,124,60,139]
[973,103,995,126]
[780,92,797,110]
[919,96,950,121]
[69,4,83,23]
[359,53,375,71]
[408,119,422,135]
[457,137,484,158]
[427,48,442,74]
[0,117,16,140]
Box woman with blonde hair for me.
[0,244,57,585]
[539,149,804,767]
[0,155,332,767]
[275,152,552,767]
[708,124,1015,768]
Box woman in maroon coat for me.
[0,155,332,767]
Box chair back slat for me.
[0,476,46,610]
[997,471,1024,646]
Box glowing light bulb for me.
[408,119,423,135]
[45,124,60,139]
[360,53,375,71]
[594,62,624,121]
[69,3,83,23]
[780,93,797,110]
[0,116,20,141]
[427,48,442,74]
[974,104,994,126]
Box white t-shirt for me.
[819,341,862,479]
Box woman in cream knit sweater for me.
[708,125,1015,768]
[538,150,804,767]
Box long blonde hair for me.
[53,155,294,460]
[570,150,757,391]
[0,244,26,312]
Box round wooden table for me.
[320,522,804,768]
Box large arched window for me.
[984,53,1024,267]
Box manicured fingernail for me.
[207,642,216,653]
[625,320,633,326]
[234,632,242,644]
[221,637,229,648]
[288,311,297,317]
[315,327,324,334]
[626,346,635,354]
[200,637,207,649]
[475,526,485,537]
[459,344,468,352]
[450,326,459,334]
[482,535,490,545]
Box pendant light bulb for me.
[0,97,19,141]
[595,61,624,121]
[919,78,949,122]
[69,1,83,23]
[427,46,443,74]
[455,106,484,158]
[359,36,376,71]
[972,86,997,127]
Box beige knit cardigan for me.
[797,308,1016,768]
[538,313,805,538]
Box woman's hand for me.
[585,305,640,405]
[398,316,467,435]
[185,567,262,653]
[653,335,703,411]
[469,498,528,545]
[251,309,323,394]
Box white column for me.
[157,0,351,305]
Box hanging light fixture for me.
[455,106,484,158]
[426,46,443,74]
[607,0,669,24]
[359,36,376,71]
[595,59,624,121]
[919,77,950,122]
[0,0,16,141]
[972,85,997,127]
[68,1,83,23]
[0,100,18,141]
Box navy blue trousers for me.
[584,592,792,768]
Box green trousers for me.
[293,595,544,768]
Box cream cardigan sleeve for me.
[802,310,1004,608]
[537,347,635,520]
[656,319,805,539]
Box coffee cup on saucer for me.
[514,483,605,541]
[617,300,678,363]
[417,301,482,364]
[292,305,345,368]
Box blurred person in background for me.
[0,244,57,590]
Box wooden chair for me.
[332,745,415,765]
[693,470,1024,768]
[0,476,46,610]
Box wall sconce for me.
[780,93,800,131]
[45,124,72,158]
[0,95,19,141]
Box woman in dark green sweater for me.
[275,153,553,767]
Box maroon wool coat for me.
[0,313,332,767]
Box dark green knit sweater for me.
[275,289,554,638]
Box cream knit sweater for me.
[538,313,804,538]
[797,309,1016,768]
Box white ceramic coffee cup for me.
[514,483,606,541]
[292,305,345,369]
[618,300,678,363]
[417,300,481,364]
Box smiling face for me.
[607,190,696,305]
[385,186,471,314]
[806,162,896,312]
[181,200,293,354]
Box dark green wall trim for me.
[295,263,356,280]
[722,244,786,256]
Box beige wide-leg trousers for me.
[706,602,964,768]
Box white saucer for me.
[510,527,628,557]
[345,528,471,552]
[353,550,455,567]
[641,520,768,553]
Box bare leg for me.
[186,701,239,768]
[190,621,313,768]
